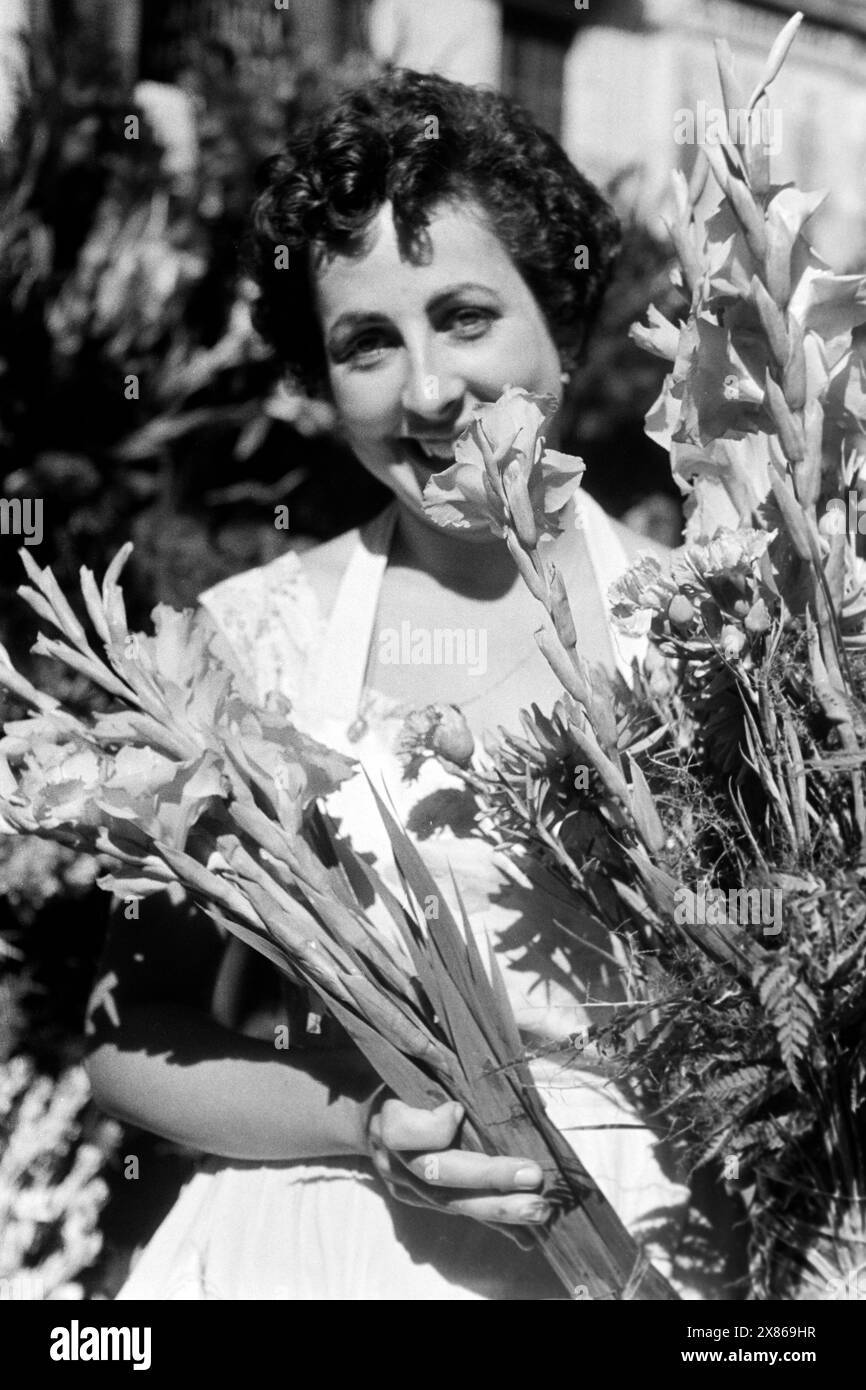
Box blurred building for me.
[361,0,866,264]
[3,1,866,260]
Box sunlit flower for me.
[679,527,772,580]
[423,387,585,540]
[642,177,866,542]
[609,556,679,636]
[398,704,475,779]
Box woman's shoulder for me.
[294,525,363,622]
[197,526,362,703]
[567,490,673,580]
[199,526,358,629]
[607,516,673,569]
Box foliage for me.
[0,12,387,672]
[0,1054,119,1299]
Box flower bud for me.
[794,399,824,509]
[783,314,807,412]
[721,624,747,659]
[664,218,702,299]
[745,598,771,634]
[764,370,805,463]
[714,42,744,134]
[768,471,813,561]
[764,218,792,307]
[701,137,731,198]
[502,459,538,549]
[475,423,508,501]
[667,593,695,628]
[431,706,475,767]
[751,276,788,368]
[548,565,577,650]
[728,177,767,262]
[535,627,590,706]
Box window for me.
[501,4,574,138]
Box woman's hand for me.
[365,1093,551,1229]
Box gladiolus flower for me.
[423,387,584,540]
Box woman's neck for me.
[389,504,519,599]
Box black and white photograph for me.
[1,0,865,1334]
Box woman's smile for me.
[314,198,565,530]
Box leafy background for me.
[0,3,681,1295]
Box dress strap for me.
[302,503,398,726]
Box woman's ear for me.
[558,350,577,385]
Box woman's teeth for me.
[417,441,455,462]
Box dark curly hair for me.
[247,69,621,395]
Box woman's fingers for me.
[380,1170,537,1248]
[374,1097,462,1152]
[441,1193,551,1226]
[401,1147,543,1193]
[367,1097,548,1228]
[386,1159,552,1226]
[373,1099,544,1191]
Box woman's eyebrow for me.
[426,282,500,311]
[326,309,387,339]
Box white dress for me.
[116,495,730,1301]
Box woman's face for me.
[313,199,565,533]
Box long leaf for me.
[317,992,450,1109]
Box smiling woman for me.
[314,200,565,531]
[83,68,735,1303]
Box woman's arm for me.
[84,895,549,1223]
[84,895,376,1161]
[86,1003,377,1161]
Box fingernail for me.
[514,1165,542,1189]
[434,1100,458,1117]
[521,1199,551,1223]
[450,1102,465,1124]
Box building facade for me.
[3,0,865,261]
[364,0,866,265]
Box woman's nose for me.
[399,345,465,421]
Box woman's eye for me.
[336,308,494,367]
[447,307,494,338]
[341,332,391,367]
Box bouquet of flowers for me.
[415,12,866,1299]
[0,545,675,1300]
